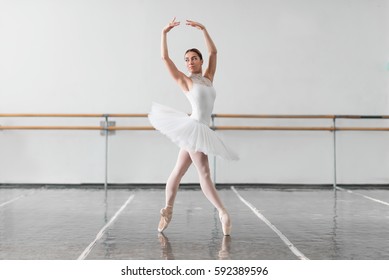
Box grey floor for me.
[0,186,388,260]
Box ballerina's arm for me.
[186,20,217,82]
[161,17,191,92]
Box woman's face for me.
[185,51,203,74]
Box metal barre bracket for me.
[100,121,116,136]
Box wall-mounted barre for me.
[1,113,389,118]
[0,113,148,118]
[1,113,389,189]
[1,126,389,131]
[1,113,388,131]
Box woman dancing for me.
[149,18,238,236]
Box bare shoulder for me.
[203,73,214,83]
[178,74,193,92]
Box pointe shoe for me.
[219,209,232,236]
[158,207,173,233]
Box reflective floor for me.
[0,186,388,260]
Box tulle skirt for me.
[148,103,239,161]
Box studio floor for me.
[0,186,388,260]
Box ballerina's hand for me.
[186,20,205,30]
[163,17,180,33]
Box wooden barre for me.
[0,114,105,118]
[109,114,148,118]
[336,127,389,131]
[2,113,389,119]
[212,114,389,119]
[214,114,389,119]
[213,114,336,119]
[1,126,389,131]
[0,126,104,130]
[336,115,389,119]
[111,126,154,130]
[214,126,334,131]
[214,126,389,131]
[0,126,154,131]
[0,113,148,118]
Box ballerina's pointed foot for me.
[158,206,173,233]
[219,209,232,236]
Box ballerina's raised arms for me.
[161,17,217,92]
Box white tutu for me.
[148,103,239,161]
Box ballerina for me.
[149,18,238,236]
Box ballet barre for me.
[2,113,389,118]
[2,125,389,131]
[1,113,389,189]
[0,126,154,130]
[1,112,389,132]
[0,113,148,118]
[213,114,389,119]
[214,126,389,131]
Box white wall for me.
[1,0,389,185]
[387,0,389,110]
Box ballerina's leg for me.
[158,148,192,232]
[165,148,192,207]
[188,151,232,235]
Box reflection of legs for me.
[189,151,232,235]
[158,233,175,260]
[158,149,192,232]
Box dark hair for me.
[185,48,203,60]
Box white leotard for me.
[148,74,238,160]
[186,74,216,125]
